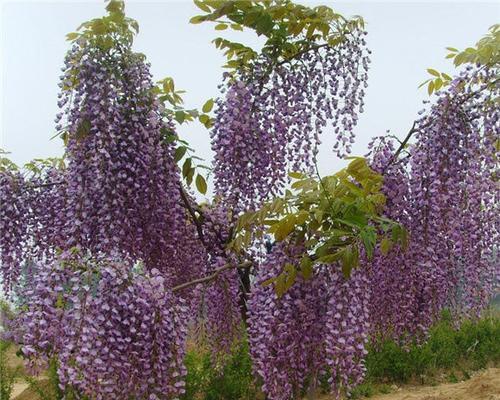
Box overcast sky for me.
[1,0,499,182]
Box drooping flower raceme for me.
[14,252,189,399]
[365,65,499,343]
[247,243,370,400]
[211,29,370,209]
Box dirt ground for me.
[371,367,500,400]
[7,342,500,400]
[319,368,500,400]
[11,369,500,400]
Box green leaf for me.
[202,98,214,113]
[262,276,276,287]
[316,250,344,264]
[427,80,435,95]
[274,273,286,297]
[401,227,409,250]
[75,119,91,140]
[106,0,124,14]
[274,215,296,241]
[380,237,392,256]
[182,158,192,178]
[427,68,440,77]
[255,14,274,35]
[174,146,187,162]
[66,32,79,41]
[199,114,210,125]
[434,78,443,91]
[215,23,228,31]
[360,228,376,259]
[175,111,186,124]
[190,15,205,24]
[288,171,306,179]
[91,20,107,35]
[186,167,195,186]
[283,263,297,293]
[195,174,208,194]
[341,246,354,278]
[194,0,211,13]
[300,257,313,280]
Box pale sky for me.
[1,0,499,190]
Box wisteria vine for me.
[0,1,498,400]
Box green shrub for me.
[0,340,21,400]
[183,340,258,400]
[365,312,500,384]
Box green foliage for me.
[0,340,20,400]
[190,0,364,73]
[350,382,375,399]
[420,24,499,95]
[0,149,19,173]
[23,358,83,400]
[365,312,500,384]
[230,157,407,296]
[419,69,453,95]
[181,314,500,399]
[65,0,139,50]
[447,24,499,67]
[183,340,258,400]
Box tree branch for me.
[178,184,208,248]
[171,260,252,293]
[381,121,419,173]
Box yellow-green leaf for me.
[288,171,306,179]
[380,237,392,256]
[195,174,207,194]
[190,15,205,24]
[174,146,187,162]
[300,257,313,280]
[66,32,79,41]
[427,80,435,95]
[427,68,440,77]
[194,0,211,13]
[202,98,214,113]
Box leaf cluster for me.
[420,24,499,95]
[230,157,408,296]
[65,0,139,51]
[190,0,364,73]
[0,149,19,173]
[446,24,500,68]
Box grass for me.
[182,339,261,400]
[2,307,499,399]
[182,310,500,400]
[348,310,500,398]
[0,339,21,400]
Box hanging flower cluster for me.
[247,243,370,400]
[211,29,370,209]
[0,170,30,291]
[1,1,498,399]
[324,269,370,396]
[365,65,499,342]
[14,252,189,399]
[55,44,188,275]
[247,244,327,400]
[407,66,498,319]
[366,138,423,341]
[204,256,242,356]
[2,19,207,396]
